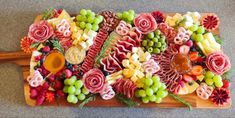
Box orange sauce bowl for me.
[43,52,65,74]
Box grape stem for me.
[79,94,97,108]
[168,92,193,111]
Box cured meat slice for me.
[83,68,106,93]
[112,78,137,98]
[206,52,231,75]
[116,40,134,52]
[80,29,109,73]
[153,44,183,92]
[134,13,157,34]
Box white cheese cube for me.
[80,41,87,49]
[132,47,138,53]
[131,53,139,61]
[86,38,93,46]
[122,59,130,68]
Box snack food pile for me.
[20,8,231,107]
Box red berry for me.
[65,69,72,78]
[57,9,63,14]
[53,80,63,90]
[30,89,38,99]
[42,46,50,52]
[56,90,65,97]
[35,86,43,92]
[222,79,230,88]
[185,40,193,47]
[55,71,63,78]
[179,81,185,87]
[42,82,50,90]
[197,57,204,63]
[48,75,55,82]
[36,95,45,105]
[34,56,41,61]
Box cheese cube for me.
[131,53,139,61]
[131,76,138,83]
[88,30,97,37]
[83,33,91,40]
[86,38,93,46]
[132,47,138,53]
[126,53,131,58]
[136,70,145,79]
[80,41,87,49]
[144,52,151,61]
[129,64,135,70]
[137,47,144,55]
[122,59,130,67]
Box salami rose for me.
[206,52,231,75]
[28,20,54,42]
[134,13,157,34]
[82,68,106,93]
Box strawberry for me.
[48,75,55,82]
[64,69,72,78]
[222,79,230,88]
[36,95,45,105]
[35,86,43,92]
[42,46,50,52]
[56,90,65,97]
[185,40,193,47]
[42,82,50,90]
[53,80,63,90]
[30,89,38,99]
[55,70,63,78]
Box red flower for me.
[45,91,55,103]
[83,68,106,93]
[134,13,157,34]
[20,36,34,53]
[206,52,231,75]
[28,20,54,42]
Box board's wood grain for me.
[0,13,231,108]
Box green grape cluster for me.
[190,24,206,42]
[141,30,167,54]
[76,9,103,31]
[204,71,223,88]
[116,9,135,24]
[135,75,168,104]
[63,76,89,104]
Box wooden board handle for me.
[0,51,31,66]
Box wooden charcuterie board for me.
[0,13,231,108]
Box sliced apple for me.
[186,81,199,93]
[175,84,189,95]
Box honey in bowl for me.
[171,53,192,74]
[43,52,65,74]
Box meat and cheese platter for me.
[0,8,231,109]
